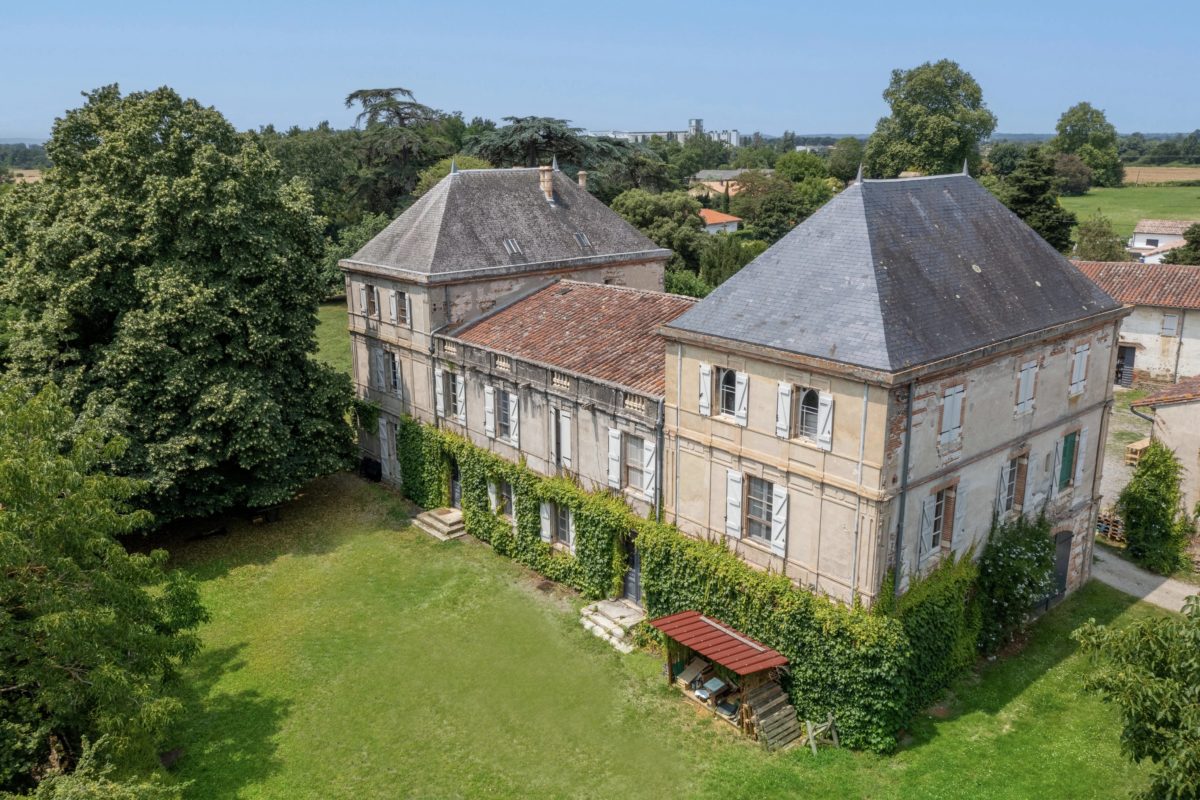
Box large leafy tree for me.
[1075,212,1128,261]
[1116,440,1195,574]
[1163,223,1200,265]
[865,60,997,178]
[992,146,1077,253]
[1050,102,1124,187]
[729,170,833,244]
[827,136,865,183]
[985,141,1027,177]
[0,383,205,790]
[0,85,354,521]
[774,150,828,183]
[610,189,707,273]
[259,122,360,233]
[1074,596,1200,800]
[467,116,588,168]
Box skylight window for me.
[503,238,522,255]
[573,232,591,249]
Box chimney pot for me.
[577,170,588,190]
[539,165,554,202]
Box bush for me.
[976,514,1055,654]
[1117,441,1195,574]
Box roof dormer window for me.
[503,238,522,256]
[573,232,591,249]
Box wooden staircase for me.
[744,680,802,751]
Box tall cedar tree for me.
[0,383,205,790]
[0,86,354,521]
[997,146,1077,253]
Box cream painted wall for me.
[1153,402,1200,517]
[1117,306,1199,382]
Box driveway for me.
[1092,548,1197,613]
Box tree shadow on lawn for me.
[128,472,414,581]
[901,579,1143,750]
[168,643,293,798]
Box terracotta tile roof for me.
[699,208,742,225]
[649,610,789,675]
[1132,374,1200,408]
[448,281,696,396]
[1134,219,1199,236]
[1073,260,1200,311]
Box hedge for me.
[391,414,978,752]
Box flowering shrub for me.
[976,513,1055,654]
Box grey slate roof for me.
[344,168,667,278]
[666,174,1122,372]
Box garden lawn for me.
[1059,185,1200,240]
[314,300,351,377]
[163,473,1163,799]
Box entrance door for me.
[1050,530,1073,606]
[622,536,642,606]
[1115,346,1135,387]
[449,460,462,509]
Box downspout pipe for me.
[1131,404,1155,425]
[892,381,916,600]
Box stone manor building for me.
[342,164,1126,607]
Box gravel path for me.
[1092,549,1197,613]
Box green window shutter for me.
[1059,432,1077,489]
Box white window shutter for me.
[996,461,1011,516]
[725,470,743,539]
[483,386,496,438]
[1074,427,1089,486]
[734,371,749,427]
[1070,347,1089,396]
[455,374,466,422]
[775,382,792,438]
[559,411,572,469]
[539,502,552,542]
[389,290,398,323]
[373,349,384,389]
[1018,363,1036,412]
[770,482,788,556]
[1024,451,1037,512]
[642,438,657,500]
[404,293,413,329]
[358,285,367,313]
[487,482,498,512]
[433,368,445,416]
[378,417,389,462]
[607,428,622,489]
[919,494,936,557]
[567,511,576,554]
[952,485,966,551]
[698,363,712,416]
[817,391,834,451]
[1051,440,1063,498]
[508,392,519,446]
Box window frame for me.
[554,504,572,547]
[931,488,948,551]
[388,352,401,395]
[744,475,773,543]
[446,372,462,419]
[795,387,820,439]
[496,390,512,440]
[717,367,738,417]
[1002,456,1019,514]
[395,290,409,325]
[497,480,514,518]
[366,284,378,317]
[623,434,645,490]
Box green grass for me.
[161,474,1163,799]
[1060,185,1200,240]
[314,301,351,377]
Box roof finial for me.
[962,158,969,176]
[855,162,864,184]
[450,158,458,175]
[551,154,559,171]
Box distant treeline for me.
[0,143,50,169]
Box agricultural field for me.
[1060,184,1200,240]
[1122,165,1200,185]
[154,472,1164,799]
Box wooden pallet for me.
[1125,438,1151,466]
[1096,509,1125,543]
[745,681,802,752]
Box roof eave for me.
[339,248,672,285]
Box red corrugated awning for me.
[649,610,788,675]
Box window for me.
[388,352,401,395]
[391,290,409,325]
[1059,431,1078,490]
[497,391,513,440]
[447,372,464,420]
[497,481,514,517]
[717,368,738,416]
[940,385,964,442]
[1015,361,1037,414]
[1001,456,1020,513]
[1146,238,1160,247]
[745,476,773,542]
[1069,345,1089,397]
[1162,313,1180,337]
[796,388,820,438]
[555,504,572,547]
[503,238,522,255]
[624,434,644,489]
[930,489,948,551]
[366,284,378,317]
[370,347,384,389]
[573,232,591,249]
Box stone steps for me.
[414,507,467,541]
[580,599,645,654]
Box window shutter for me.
[1074,427,1089,486]
[568,511,576,555]
[483,386,496,438]
[817,391,834,451]
[378,418,389,462]
[404,293,413,329]
[389,290,398,323]
[642,438,657,500]
[770,483,788,556]
[358,285,367,313]
[941,387,963,442]
[372,349,384,389]
[558,411,572,469]
[539,502,552,542]
[1051,440,1063,498]
[433,368,445,416]
[1021,453,1035,512]
[607,428,622,488]
[698,363,712,416]
[508,391,519,446]
[1070,346,1089,396]
[454,374,466,422]
[775,382,792,438]
[1017,362,1036,412]
[734,372,749,427]
[725,470,743,539]
[487,482,498,512]
[951,485,966,553]
[919,494,936,557]
[996,461,1011,516]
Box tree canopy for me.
[989,146,1077,253]
[1074,212,1128,261]
[1116,440,1195,574]
[864,60,997,178]
[826,137,865,183]
[0,383,205,791]
[467,116,588,168]
[0,85,355,522]
[1163,223,1200,265]
[1050,102,1124,187]
[610,189,707,273]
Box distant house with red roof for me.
[1128,219,1198,263]
[1132,375,1200,515]
[698,208,742,234]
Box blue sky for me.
[3,0,1198,141]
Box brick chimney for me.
[538,165,554,202]
[576,170,588,190]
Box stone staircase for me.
[414,507,467,541]
[580,599,645,654]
